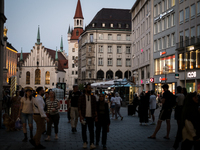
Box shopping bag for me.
[15,117,22,129]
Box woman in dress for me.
[11,91,21,122]
[18,89,33,142]
[96,94,110,150]
[45,91,60,141]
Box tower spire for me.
[37,25,40,44]
[55,47,58,61]
[20,48,23,61]
[60,36,63,52]
[68,25,71,34]
[74,0,84,19]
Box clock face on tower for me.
[74,42,78,48]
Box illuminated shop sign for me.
[150,78,154,83]
[159,77,167,82]
[189,46,194,50]
[187,72,196,78]
[154,9,174,22]
[160,51,166,56]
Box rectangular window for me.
[102,23,105,27]
[88,71,92,78]
[166,0,169,9]
[107,58,112,66]
[179,10,184,23]
[167,35,170,48]
[98,45,103,53]
[158,3,160,14]
[108,34,112,40]
[180,31,184,47]
[171,0,175,7]
[88,58,92,65]
[160,2,162,12]
[126,59,131,67]
[88,46,92,52]
[108,46,112,53]
[90,34,93,42]
[72,56,75,60]
[126,35,130,41]
[167,16,170,28]
[99,33,103,40]
[117,58,122,66]
[154,5,157,17]
[72,48,75,52]
[98,58,103,66]
[117,34,121,40]
[126,46,131,54]
[72,64,75,68]
[154,40,157,52]
[185,29,189,46]
[158,38,162,50]
[117,46,122,53]
[158,21,161,32]
[72,71,74,75]
[185,7,189,21]
[191,4,195,18]
[154,23,157,34]
[191,27,195,44]
[162,0,165,12]
[162,37,166,49]
[197,1,200,15]
[110,23,113,28]
[171,33,175,46]
[197,25,200,42]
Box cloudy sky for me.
[4,0,135,54]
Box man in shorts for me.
[149,90,157,125]
[148,84,172,139]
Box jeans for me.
[33,115,45,145]
[47,113,60,136]
[70,107,78,128]
[96,116,108,145]
[115,104,122,119]
[81,117,94,144]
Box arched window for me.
[35,69,41,84]
[97,70,104,79]
[80,20,82,25]
[77,20,79,25]
[124,71,131,79]
[106,70,113,79]
[26,71,30,84]
[45,71,50,85]
[115,70,123,79]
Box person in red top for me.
[78,83,97,149]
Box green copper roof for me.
[37,26,40,45]
[20,48,23,61]
[55,47,58,61]
[68,25,70,34]
[60,36,63,52]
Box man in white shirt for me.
[149,90,157,125]
[29,87,49,149]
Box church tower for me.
[67,0,84,91]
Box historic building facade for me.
[78,8,132,84]
[67,0,84,91]
[2,27,18,88]
[17,27,68,90]
[131,0,153,93]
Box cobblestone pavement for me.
[0,107,180,150]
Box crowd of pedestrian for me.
[1,82,200,150]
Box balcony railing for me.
[176,37,200,50]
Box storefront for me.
[154,83,175,94]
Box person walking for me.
[138,91,150,125]
[18,89,34,142]
[181,92,200,150]
[149,90,157,125]
[78,83,97,149]
[148,84,173,139]
[45,91,60,141]
[29,87,49,149]
[114,92,123,120]
[110,93,115,119]
[69,84,81,133]
[132,94,139,116]
[11,91,21,123]
[95,94,110,150]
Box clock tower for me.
[67,0,84,91]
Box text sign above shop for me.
[154,9,174,22]
[187,72,196,78]
[159,77,167,82]
[175,74,179,79]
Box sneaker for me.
[150,122,156,125]
[144,123,148,126]
[121,117,123,121]
[22,137,28,142]
[45,137,51,141]
[83,142,87,149]
[90,143,96,149]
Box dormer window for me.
[118,24,121,28]
[110,24,113,28]
[92,23,95,27]
[102,23,105,27]
[126,24,129,28]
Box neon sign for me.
[187,72,196,78]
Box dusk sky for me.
[4,0,135,54]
